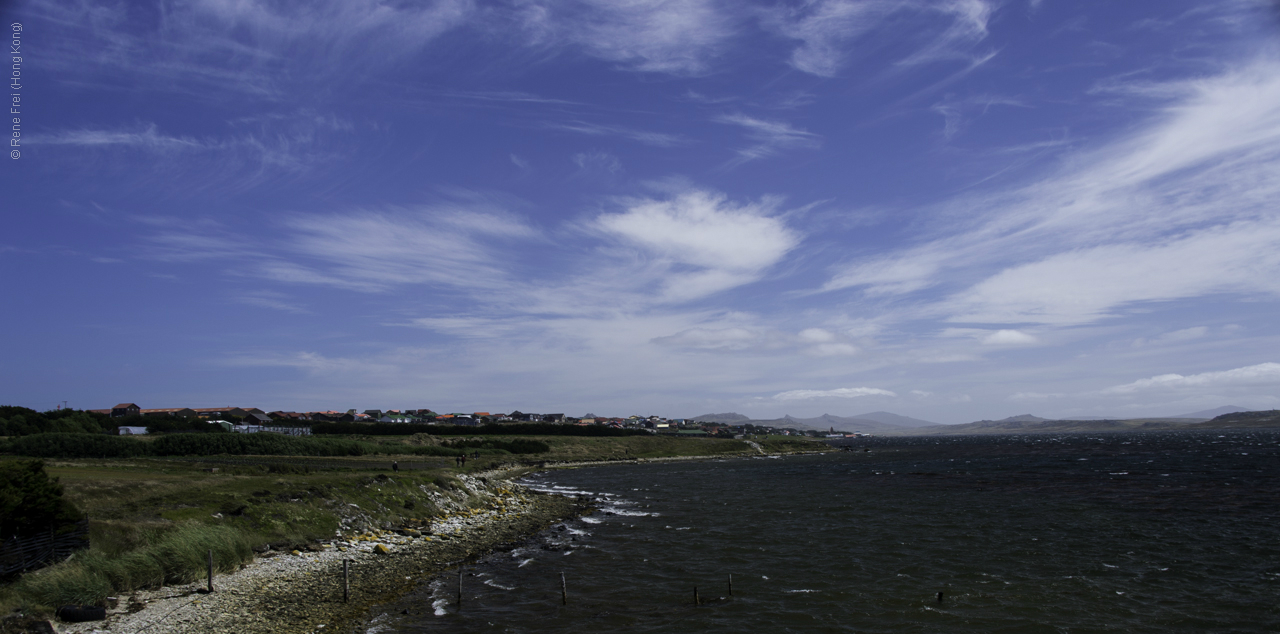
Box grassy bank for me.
[0,458,486,613]
[0,433,827,616]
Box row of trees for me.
[0,406,248,437]
[0,406,112,436]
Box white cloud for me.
[821,254,941,295]
[548,121,687,147]
[1009,391,1065,401]
[237,291,310,314]
[798,328,836,343]
[773,387,897,401]
[1132,326,1210,347]
[809,342,859,356]
[981,329,1038,345]
[765,0,995,77]
[595,190,801,301]
[948,222,1280,324]
[939,328,1038,345]
[273,206,536,291]
[188,0,473,54]
[522,0,736,75]
[652,327,765,352]
[821,57,1280,328]
[1103,362,1280,394]
[715,113,821,164]
[573,151,623,174]
[39,126,205,151]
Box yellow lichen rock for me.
[374,543,391,555]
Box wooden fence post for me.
[207,550,214,593]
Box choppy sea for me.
[368,430,1280,633]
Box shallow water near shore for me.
[375,430,1280,633]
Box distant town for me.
[91,403,866,439]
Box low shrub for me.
[13,522,253,607]
[0,461,83,539]
[150,434,367,457]
[1,433,149,459]
[443,438,550,454]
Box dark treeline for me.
[0,406,111,436]
[0,460,83,539]
[0,406,227,437]
[0,432,550,460]
[311,422,649,437]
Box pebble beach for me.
[57,475,586,634]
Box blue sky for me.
[3,0,1280,423]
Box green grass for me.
[0,460,474,614]
[1,432,829,615]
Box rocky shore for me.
[58,474,588,634]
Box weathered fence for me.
[0,519,90,576]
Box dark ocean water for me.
[373,430,1280,633]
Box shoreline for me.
[59,475,588,634]
[50,452,824,634]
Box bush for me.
[312,422,646,437]
[150,434,367,457]
[0,406,109,437]
[0,461,83,539]
[443,438,550,454]
[2,433,150,459]
[14,523,253,606]
[1,432,369,459]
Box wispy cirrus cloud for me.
[1102,362,1280,394]
[764,0,996,77]
[38,126,206,150]
[714,113,820,164]
[515,0,737,75]
[773,387,897,401]
[822,56,1280,328]
[594,190,801,301]
[547,121,688,147]
[36,120,348,188]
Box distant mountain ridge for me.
[849,411,936,428]
[686,411,938,433]
[1169,405,1248,419]
[689,413,750,423]
[907,407,1277,435]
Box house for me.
[543,413,565,423]
[111,403,141,418]
[268,411,309,420]
[379,414,413,423]
[141,408,197,418]
[191,407,241,419]
[245,412,272,424]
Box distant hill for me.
[849,411,936,427]
[689,413,750,423]
[686,411,932,433]
[742,414,919,435]
[911,417,1203,435]
[1188,410,1280,429]
[1169,405,1248,420]
[992,414,1050,423]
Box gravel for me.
[58,476,585,634]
